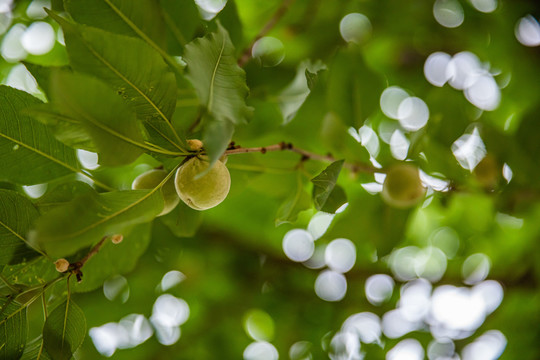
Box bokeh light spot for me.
[470,0,497,13]
[339,13,372,44]
[21,21,55,55]
[515,15,540,47]
[252,36,285,67]
[160,270,186,292]
[103,275,130,303]
[452,127,486,171]
[283,229,315,262]
[77,149,100,170]
[315,270,347,302]
[433,0,464,28]
[243,309,275,341]
[307,212,334,240]
[365,274,394,305]
[325,238,356,273]
[380,86,409,120]
[387,338,424,360]
[424,52,452,87]
[462,253,491,285]
[243,341,279,360]
[341,312,381,344]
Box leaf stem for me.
[238,0,296,67]
[223,142,379,173]
[42,291,48,319]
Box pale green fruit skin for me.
[174,157,231,211]
[381,164,425,208]
[132,169,179,216]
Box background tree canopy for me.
[0,0,539,359]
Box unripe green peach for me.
[381,164,425,208]
[132,169,179,216]
[175,157,231,211]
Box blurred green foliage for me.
[1,0,539,359]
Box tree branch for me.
[238,0,295,67]
[223,142,379,173]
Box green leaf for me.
[275,172,311,226]
[30,188,164,257]
[43,299,86,360]
[22,62,68,100]
[27,105,96,152]
[326,47,384,128]
[2,257,57,288]
[64,0,166,51]
[0,298,27,360]
[184,23,252,164]
[202,116,235,168]
[216,0,244,50]
[311,160,345,212]
[320,184,347,214]
[34,182,95,214]
[0,86,80,185]
[21,336,50,360]
[70,223,152,292]
[48,70,147,166]
[320,112,370,163]
[0,190,41,265]
[160,201,203,238]
[49,14,183,152]
[159,0,200,48]
[279,60,326,124]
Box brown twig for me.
[223,142,379,173]
[69,235,109,282]
[238,0,295,67]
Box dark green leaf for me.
[70,223,152,292]
[21,336,50,360]
[0,86,80,185]
[22,62,68,100]
[320,184,347,214]
[326,47,384,128]
[0,190,41,265]
[311,160,345,212]
[48,71,146,166]
[275,172,311,226]
[27,105,96,152]
[159,0,201,49]
[216,0,244,50]
[279,60,326,124]
[34,182,95,214]
[43,299,85,360]
[30,188,164,257]
[0,298,27,360]
[160,201,203,238]
[320,112,370,163]
[50,15,183,152]
[64,0,166,50]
